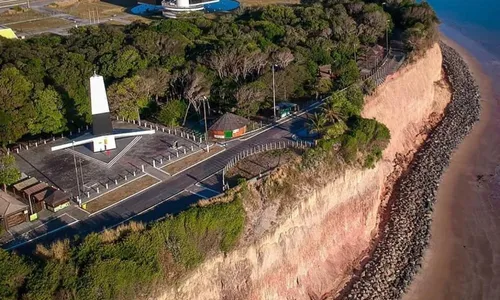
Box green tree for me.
[336,59,360,88]
[0,250,32,300]
[0,67,34,145]
[108,76,150,120]
[307,113,327,135]
[29,87,67,135]
[157,99,187,127]
[0,154,20,191]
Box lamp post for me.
[382,2,390,53]
[386,20,390,53]
[272,64,278,121]
[202,96,209,152]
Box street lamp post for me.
[271,64,278,121]
[202,96,209,152]
[382,2,390,53]
[386,21,389,53]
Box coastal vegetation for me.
[0,0,437,146]
[0,0,439,299]
[0,188,245,300]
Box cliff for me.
[156,44,450,300]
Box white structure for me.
[162,0,219,18]
[51,74,154,152]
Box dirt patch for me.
[49,0,128,19]
[225,149,302,186]
[9,18,71,34]
[84,175,159,213]
[162,145,224,175]
[0,9,48,24]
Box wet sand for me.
[403,32,500,299]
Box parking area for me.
[14,122,201,199]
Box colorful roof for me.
[0,191,27,218]
[0,27,17,39]
[209,113,249,131]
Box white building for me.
[161,0,219,18]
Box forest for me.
[0,0,438,147]
[0,0,439,299]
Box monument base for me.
[92,135,116,152]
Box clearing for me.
[225,148,302,186]
[0,8,70,34]
[162,145,225,175]
[84,175,159,214]
[48,0,131,20]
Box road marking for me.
[186,190,207,199]
[5,220,80,251]
[74,205,90,215]
[152,167,171,177]
[195,182,221,195]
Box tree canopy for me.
[0,0,437,147]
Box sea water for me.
[429,0,500,59]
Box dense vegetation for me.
[0,190,245,300]
[0,1,439,299]
[0,0,437,147]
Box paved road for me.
[5,112,310,253]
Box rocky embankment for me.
[340,43,481,300]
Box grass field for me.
[162,145,224,175]
[9,17,71,33]
[0,8,47,24]
[84,175,159,214]
[49,0,128,20]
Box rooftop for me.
[0,191,27,218]
[209,113,249,131]
[44,190,70,207]
[12,177,39,191]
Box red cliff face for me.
[155,44,451,300]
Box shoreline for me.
[402,33,500,299]
[334,42,481,300]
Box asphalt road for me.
[6,112,310,253]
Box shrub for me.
[341,117,390,167]
[0,250,32,300]
[157,99,187,127]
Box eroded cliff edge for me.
[156,44,450,300]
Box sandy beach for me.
[403,33,500,300]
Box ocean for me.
[402,1,500,299]
[429,0,500,65]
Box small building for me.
[274,102,298,119]
[43,189,71,213]
[0,191,28,230]
[209,113,248,139]
[12,177,39,196]
[22,182,49,213]
[318,65,333,79]
[0,25,18,39]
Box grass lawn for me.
[84,175,159,214]
[162,145,224,175]
[0,9,48,24]
[48,1,128,20]
[9,17,71,33]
